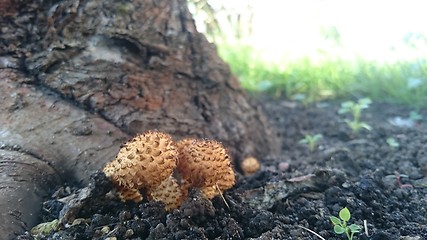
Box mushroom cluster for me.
[102,131,235,211]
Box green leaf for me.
[360,122,372,131]
[330,216,342,225]
[348,224,362,233]
[312,134,323,141]
[338,107,350,114]
[339,207,351,221]
[358,98,372,108]
[386,137,399,148]
[341,101,354,109]
[333,225,346,234]
[409,111,422,121]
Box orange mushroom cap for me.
[103,131,178,202]
[176,138,235,199]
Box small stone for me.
[71,218,88,226]
[101,226,110,234]
[400,236,422,240]
[118,210,132,221]
[278,162,290,172]
[124,229,134,238]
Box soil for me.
[17,97,427,240]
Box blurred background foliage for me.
[187,0,427,109]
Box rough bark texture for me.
[0,0,280,238]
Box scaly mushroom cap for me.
[149,175,184,211]
[240,156,261,175]
[103,131,178,202]
[176,138,235,199]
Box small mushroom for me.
[103,131,178,202]
[240,156,261,175]
[176,138,235,199]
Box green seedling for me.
[386,137,399,148]
[409,111,422,122]
[299,134,322,153]
[330,207,362,240]
[338,98,372,134]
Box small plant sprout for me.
[299,134,322,153]
[330,207,362,240]
[386,137,399,148]
[338,98,372,134]
[409,111,422,122]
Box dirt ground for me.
[18,97,427,240]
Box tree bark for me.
[0,0,280,238]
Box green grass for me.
[218,43,427,109]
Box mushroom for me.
[149,175,184,211]
[240,156,261,175]
[176,138,235,199]
[103,131,178,202]
[103,132,236,210]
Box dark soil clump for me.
[20,98,427,240]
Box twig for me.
[395,171,413,188]
[364,219,369,236]
[297,225,326,240]
[215,184,230,209]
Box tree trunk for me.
[0,0,280,238]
